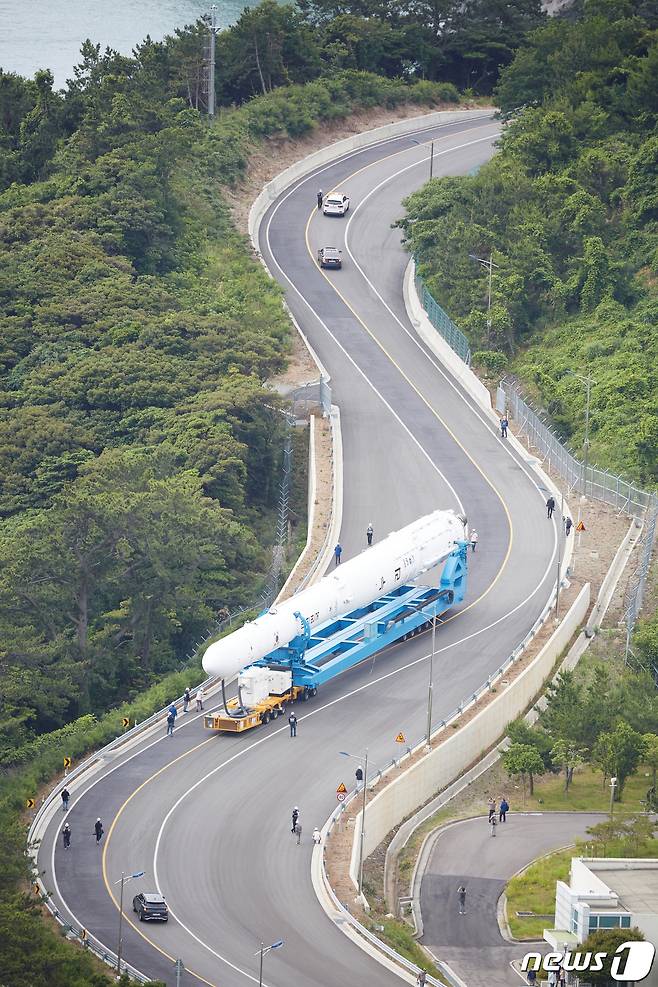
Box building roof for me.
[589,864,658,914]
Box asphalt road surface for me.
[38,112,562,987]
[420,813,605,987]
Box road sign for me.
[63,756,72,769]
[122,717,130,729]
[336,782,347,794]
[336,792,346,802]
[26,797,35,809]
[33,881,40,895]
[576,520,586,532]
[395,732,406,744]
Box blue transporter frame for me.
[252,543,468,692]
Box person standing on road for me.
[61,788,70,812]
[62,823,71,849]
[546,496,556,519]
[289,713,297,738]
[471,530,479,552]
[547,970,558,987]
[334,543,342,566]
[457,885,466,915]
[490,814,498,837]
[183,687,191,713]
[355,766,364,790]
[527,967,537,986]
[499,797,509,822]
[166,703,177,736]
[317,189,323,209]
[417,970,427,986]
[196,687,205,711]
[487,796,496,821]
[313,827,322,845]
[500,416,509,439]
[366,523,374,547]
[291,807,299,833]
[564,516,573,536]
[94,818,104,846]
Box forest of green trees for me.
[400,0,658,485]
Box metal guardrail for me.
[414,270,471,366]
[320,579,563,985]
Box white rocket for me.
[202,509,467,681]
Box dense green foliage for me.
[507,657,658,801]
[158,0,543,107]
[0,20,472,979]
[400,0,658,484]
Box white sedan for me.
[323,193,350,217]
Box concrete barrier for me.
[353,583,590,870]
[248,109,495,250]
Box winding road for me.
[37,112,562,987]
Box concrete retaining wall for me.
[355,583,590,865]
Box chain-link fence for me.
[623,506,658,681]
[499,378,655,518]
[414,270,471,366]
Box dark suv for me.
[317,246,342,269]
[133,892,168,922]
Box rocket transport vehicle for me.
[202,509,468,733]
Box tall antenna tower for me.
[207,5,217,117]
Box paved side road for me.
[420,812,605,987]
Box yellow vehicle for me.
[203,666,316,734]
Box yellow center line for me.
[305,124,513,618]
[101,735,221,987]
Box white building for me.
[547,858,658,986]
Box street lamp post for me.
[469,252,499,345]
[609,776,618,821]
[256,939,284,987]
[426,612,437,748]
[115,870,144,975]
[409,138,435,180]
[339,749,369,897]
[565,370,596,497]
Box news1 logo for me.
[522,942,656,982]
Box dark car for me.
[132,892,168,922]
[317,246,342,269]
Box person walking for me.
[62,823,71,849]
[487,796,496,821]
[527,967,537,986]
[317,189,323,209]
[500,416,509,439]
[366,523,374,547]
[355,766,364,790]
[334,543,342,566]
[548,970,558,987]
[558,966,566,987]
[312,827,322,845]
[94,818,104,846]
[166,702,177,736]
[183,687,191,713]
[295,820,302,845]
[417,971,427,986]
[564,516,573,536]
[61,788,70,812]
[546,496,556,519]
[499,797,509,823]
[288,713,297,738]
[490,814,498,837]
[457,885,466,915]
[470,530,479,552]
[195,687,205,712]
[291,807,299,833]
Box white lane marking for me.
[341,142,560,514]
[262,125,502,517]
[151,535,557,979]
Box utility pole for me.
[358,749,369,898]
[429,140,435,179]
[565,370,596,498]
[555,490,564,618]
[207,5,217,117]
[469,252,499,345]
